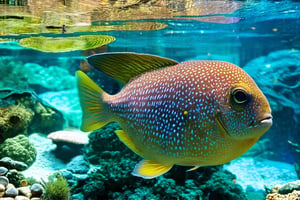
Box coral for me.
[0,88,65,136]
[39,90,81,128]
[0,59,75,92]
[0,103,34,142]
[47,130,89,145]
[266,190,300,200]
[0,135,37,167]
[42,173,71,200]
[18,35,116,52]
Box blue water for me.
[0,1,300,200]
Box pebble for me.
[4,187,18,197]
[0,197,14,200]
[30,184,43,197]
[0,168,8,176]
[0,185,5,193]
[0,177,9,187]
[17,186,31,198]
[15,196,30,200]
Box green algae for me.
[18,35,116,52]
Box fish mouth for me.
[250,114,273,127]
[259,114,273,125]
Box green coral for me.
[18,35,116,52]
[42,173,71,200]
[0,135,37,166]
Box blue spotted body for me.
[76,53,272,179]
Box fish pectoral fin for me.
[186,165,201,172]
[132,159,173,179]
[87,52,178,85]
[115,130,144,157]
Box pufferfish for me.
[76,52,272,179]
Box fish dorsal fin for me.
[87,52,178,85]
[132,159,173,179]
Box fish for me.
[76,52,273,179]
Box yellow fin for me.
[115,130,144,157]
[132,159,173,179]
[187,165,201,172]
[76,70,111,132]
[87,52,178,85]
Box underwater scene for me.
[0,0,300,199]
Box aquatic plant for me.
[24,176,40,185]
[42,173,71,200]
[18,35,116,52]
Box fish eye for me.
[231,88,251,106]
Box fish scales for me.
[76,52,272,179]
[104,61,250,163]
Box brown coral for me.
[266,190,300,200]
[0,103,34,143]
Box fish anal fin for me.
[76,70,111,132]
[115,130,144,157]
[132,159,173,179]
[87,52,178,85]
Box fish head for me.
[215,70,272,140]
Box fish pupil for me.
[233,89,248,104]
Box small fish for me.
[76,52,272,179]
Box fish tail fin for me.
[76,70,112,132]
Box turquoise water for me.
[0,1,300,200]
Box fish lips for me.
[251,113,273,127]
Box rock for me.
[30,183,43,197]
[0,176,8,187]
[31,198,41,200]
[0,167,8,176]
[4,187,18,197]
[17,186,31,198]
[0,197,14,200]
[278,180,300,195]
[0,157,28,171]
[60,169,73,179]
[66,155,90,174]
[0,184,5,192]
[72,193,84,200]
[15,196,30,200]
[6,184,14,189]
